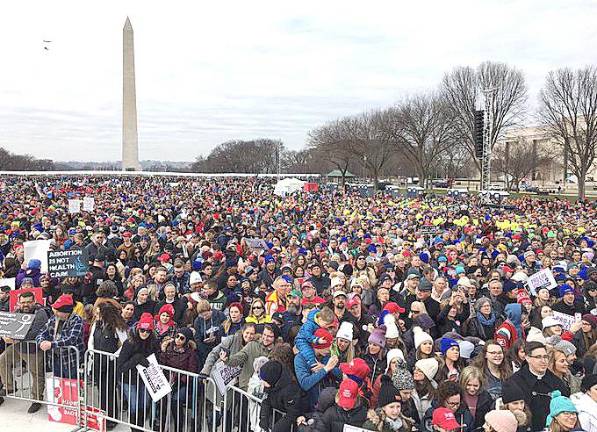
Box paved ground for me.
[1,397,75,431]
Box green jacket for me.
[226,340,272,389]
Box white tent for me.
[273,177,305,196]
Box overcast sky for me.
[1,1,596,162]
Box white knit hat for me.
[330,277,343,288]
[415,358,439,383]
[385,348,405,373]
[526,326,547,344]
[336,321,354,341]
[413,326,433,350]
[542,316,561,330]
[385,321,400,339]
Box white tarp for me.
[273,178,305,197]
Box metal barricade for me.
[224,384,294,432]
[84,348,217,432]
[0,340,82,429]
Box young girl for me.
[459,366,493,428]
[154,304,177,340]
[362,376,413,431]
[436,338,463,382]
[499,380,531,432]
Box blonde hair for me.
[196,299,211,314]
[318,307,335,325]
[459,366,484,389]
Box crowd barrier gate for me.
[0,340,82,431]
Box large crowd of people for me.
[0,175,596,432]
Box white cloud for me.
[0,0,596,161]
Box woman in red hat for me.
[154,303,176,340]
[117,312,159,431]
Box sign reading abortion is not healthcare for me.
[47,250,89,278]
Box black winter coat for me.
[314,402,368,432]
[505,363,569,432]
[468,389,494,428]
[116,335,159,382]
[260,367,309,432]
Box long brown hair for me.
[471,340,512,380]
[98,302,127,332]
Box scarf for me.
[384,416,404,431]
[477,311,496,326]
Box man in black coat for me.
[504,341,569,431]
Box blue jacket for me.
[294,351,329,411]
[295,308,321,366]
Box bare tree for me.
[308,118,356,188]
[346,111,395,189]
[492,137,556,191]
[382,94,458,187]
[441,62,528,172]
[538,67,597,199]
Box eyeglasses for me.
[486,351,503,355]
[529,355,549,361]
[445,400,460,407]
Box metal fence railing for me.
[1,343,294,432]
[0,340,82,430]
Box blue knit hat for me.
[558,284,574,297]
[545,390,577,426]
[440,337,459,356]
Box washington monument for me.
[122,17,140,171]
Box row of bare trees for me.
[308,61,531,188]
[0,147,55,171]
[307,61,597,198]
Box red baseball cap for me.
[432,407,461,430]
[347,295,361,309]
[501,265,514,273]
[337,379,359,410]
[301,281,315,290]
[339,358,371,380]
[383,302,405,314]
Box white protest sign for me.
[344,426,373,432]
[136,354,171,402]
[83,197,95,212]
[527,269,557,296]
[68,199,81,214]
[0,278,15,290]
[211,361,242,395]
[24,240,52,273]
[552,311,576,331]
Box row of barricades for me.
[0,342,292,432]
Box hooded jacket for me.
[494,303,524,350]
[314,398,368,432]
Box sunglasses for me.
[138,328,151,334]
[252,306,263,310]
[176,335,186,341]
